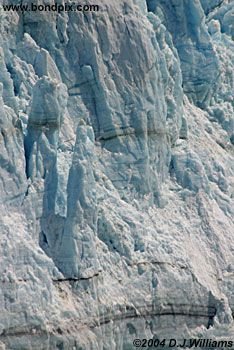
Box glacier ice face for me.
[147,0,220,108]
[0,0,233,348]
[206,2,234,142]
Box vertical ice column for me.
[25,76,67,187]
[55,124,99,278]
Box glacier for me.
[0,0,233,349]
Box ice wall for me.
[0,0,233,348]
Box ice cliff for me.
[0,0,233,348]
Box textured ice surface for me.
[0,0,233,348]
